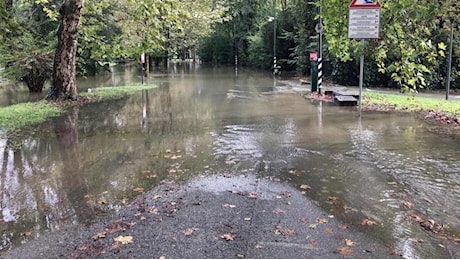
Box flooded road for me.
[0,64,459,258]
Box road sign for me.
[349,0,381,8]
[348,0,381,39]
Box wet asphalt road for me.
[0,174,403,259]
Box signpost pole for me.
[446,18,455,100]
[359,39,364,115]
[348,0,381,116]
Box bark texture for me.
[48,0,84,101]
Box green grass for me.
[80,85,158,98]
[0,101,62,129]
[363,92,460,117]
[0,84,159,130]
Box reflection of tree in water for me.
[0,107,96,251]
[53,107,94,224]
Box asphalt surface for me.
[1,174,402,259]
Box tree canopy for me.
[0,0,459,95]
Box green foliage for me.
[323,0,460,91]
[0,0,56,92]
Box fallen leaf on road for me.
[147,206,159,214]
[272,208,287,214]
[360,219,377,226]
[338,224,350,230]
[114,235,133,244]
[220,233,235,241]
[345,239,357,246]
[275,225,295,236]
[309,224,318,229]
[300,184,311,190]
[299,218,309,223]
[183,228,197,236]
[316,218,328,224]
[92,231,107,240]
[22,232,32,237]
[248,192,257,198]
[336,246,353,256]
[325,228,333,233]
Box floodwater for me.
[0,63,459,258]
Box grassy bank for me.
[363,92,460,117]
[0,85,158,130]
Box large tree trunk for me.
[47,0,84,101]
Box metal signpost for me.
[141,53,145,85]
[348,0,381,114]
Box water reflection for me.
[0,65,459,258]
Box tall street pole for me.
[273,0,277,75]
[446,18,455,100]
[318,0,323,94]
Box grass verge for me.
[0,84,158,130]
[363,92,460,117]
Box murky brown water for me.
[0,63,459,258]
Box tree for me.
[0,0,57,93]
[321,0,455,92]
[47,0,85,101]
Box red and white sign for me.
[348,0,381,39]
[349,0,381,8]
[141,53,145,64]
[309,52,318,61]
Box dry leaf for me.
[92,231,107,240]
[183,228,196,236]
[223,204,236,209]
[299,218,309,223]
[97,198,108,205]
[220,233,235,241]
[360,218,377,226]
[345,239,357,246]
[338,224,350,230]
[272,208,287,214]
[248,192,257,198]
[336,246,353,256]
[22,232,32,237]
[300,184,311,190]
[325,228,333,233]
[114,235,133,244]
[153,194,162,199]
[316,218,328,224]
[133,187,144,193]
[275,225,295,236]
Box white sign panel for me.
[348,8,380,39]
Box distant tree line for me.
[198,0,459,93]
[0,0,458,99]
